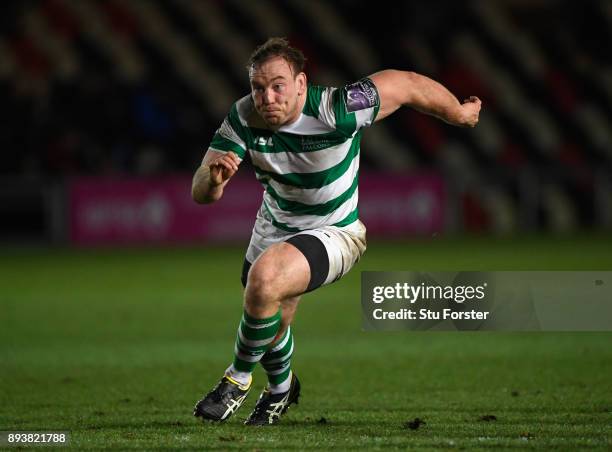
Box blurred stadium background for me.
[1,0,612,243]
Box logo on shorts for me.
[345,79,379,113]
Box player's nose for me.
[263,88,275,104]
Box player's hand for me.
[208,152,241,187]
[458,96,481,127]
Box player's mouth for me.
[262,110,282,119]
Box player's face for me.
[249,57,306,127]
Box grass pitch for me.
[1,236,611,450]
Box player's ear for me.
[296,72,307,95]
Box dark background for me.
[1,0,611,240]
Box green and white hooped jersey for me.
[209,79,380,232]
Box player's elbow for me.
[399,71,422,106]
[380,70,421,108]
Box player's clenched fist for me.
[458,96,482,128]
[208,152,241,187]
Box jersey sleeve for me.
[208,103,249,159]
[319,78,380,137]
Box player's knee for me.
[244,262,278,307]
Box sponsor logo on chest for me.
[254,136,274,148]
[301,136,336,151]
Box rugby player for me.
[192,37,481,425]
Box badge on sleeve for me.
[344,78,379,112]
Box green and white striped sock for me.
[261,326,294,394]
[226,309,282,386]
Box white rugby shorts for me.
[244,205,367,288]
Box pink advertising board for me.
[359,172,445,236]
[69,173,444,245]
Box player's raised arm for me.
[369,69,481,127]
[191,150,241,204]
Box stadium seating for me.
[1,0,610,233]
